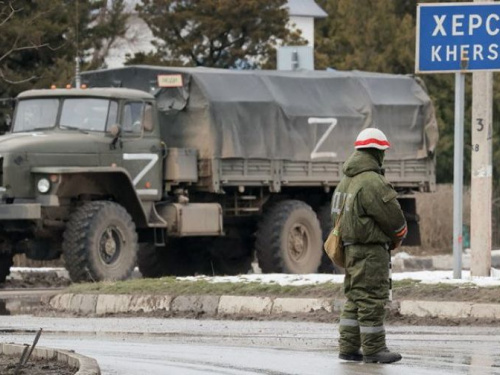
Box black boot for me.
[363,348,402,364]
[339,350,363,361]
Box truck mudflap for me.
[0,203,41,220]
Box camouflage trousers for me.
[338,243,390,356]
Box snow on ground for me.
[12,268,65,273]
[177,270,500,287]
[10,268,500,287]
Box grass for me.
[64,277,500,303]
[392,279,500,303]
[66,277,345,298]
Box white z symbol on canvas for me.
[308,117,338,159]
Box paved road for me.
[0,316,499,374]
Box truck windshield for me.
[12,99,58,132]
[12,97,117,133]
[60,98,115,132]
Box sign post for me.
[416,2,496,278]
[453,71,465,279]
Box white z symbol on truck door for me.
[308,117,338,159]
[123,153,159,195]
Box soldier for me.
[331,128,407,364]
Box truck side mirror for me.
[4,114,11,128]
[109,124,121,137]
[0,114,11,134]
[109,124,122,150]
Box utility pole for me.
[470,70,493,277]
[470,0,493,277]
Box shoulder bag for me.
[323,198,346,268]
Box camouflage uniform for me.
[331,149,407,357]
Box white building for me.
[104,0,327,68]
[287,0,327,48]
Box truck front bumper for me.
[0,203,41,220]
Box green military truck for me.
[0,66,438,283]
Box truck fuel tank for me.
[157,203,223,236]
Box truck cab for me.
[0,88,167,282]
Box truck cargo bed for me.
[199,157,435,193]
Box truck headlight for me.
[37,178,51,194]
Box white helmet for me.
[354,128,390,150]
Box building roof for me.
[287,0,327,18]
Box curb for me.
[47,294,340,316]
[400,300,500,319]
[46,293,500,320]
[0,343,100,375]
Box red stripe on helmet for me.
[354,138,391,147]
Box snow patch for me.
[11,267,500,287]
[177,270,500,287]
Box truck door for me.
[104,101,162,202]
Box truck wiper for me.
[29,127,53,132]
[59,125,88,134]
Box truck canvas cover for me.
[82,66,438,162]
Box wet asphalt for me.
[0,316,499,374]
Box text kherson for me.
[432,13,500,36]
[428,13,500,63]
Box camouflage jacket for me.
[331,150,407,246]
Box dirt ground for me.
[1,272,70,289]
[0,355,75,375]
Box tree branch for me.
[0,68,37,84]
[0,2,22,28]
[172,25,202,65]
[0,41,52,63]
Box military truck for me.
[0,66,438,283]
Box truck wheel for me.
[63,201,138,282]
[255,200,322,274]
[316,204,344,274]
[0,254,13,283]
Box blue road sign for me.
[417,3,500,73]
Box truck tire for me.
[63,201,138,282]
[316,204,344,274]
[0,254,13,283]
[255,200,322,274]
